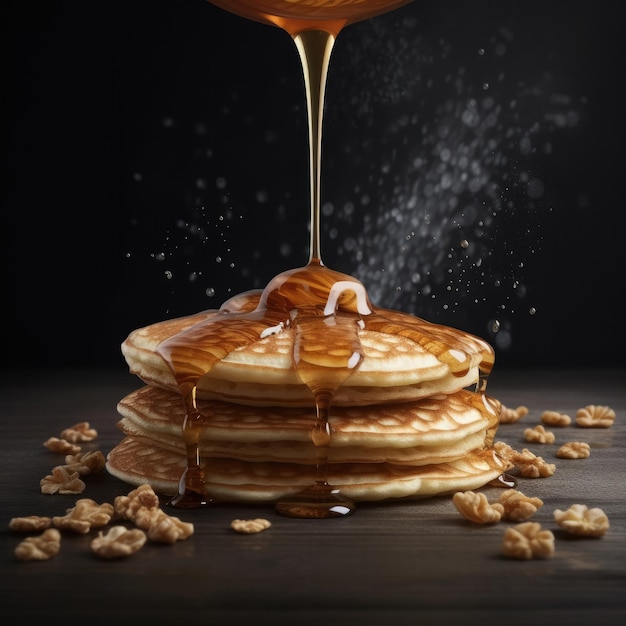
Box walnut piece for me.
[556,441,591,459]
[146,511,195,543]
[114,484,161,521]
[523,424,556,444]
[114,484,193,543]
[453,489,543,524]
[91,526,147,559]
[493,489,544,522]
[510,448,556,478]
[52,498,114,534]
[9,516,52,532]
[40,466,86,494]
[499,404,529,424]
[60,421,98,443]
[63,450,106,475]
[576,405,616,428]
[502,522,555,560]
[14,528,61,562]
[452,491,502,524]
[230,518,272,534]
[554,504,609,537]
[493,441,516,469]
[540,410,572,427]
[44,437,81,455]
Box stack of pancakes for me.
[106,268,506,503]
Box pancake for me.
[113,385,499,466]
[116,385,498,446]
[106,436,507,502]
[122,290,493,407]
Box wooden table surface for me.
[1,367,624,625]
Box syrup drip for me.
[274,292,363,517]
[488,474,518,489]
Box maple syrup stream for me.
[156,1,507,517]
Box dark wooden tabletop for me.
[1,367,624,625]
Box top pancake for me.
[122,291,494,407]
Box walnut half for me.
[511,448,556,478]
[91,526,147,559]
[146,511,194,544]
[494,489,544,522]
[14,528,62,562]
[540,410,572,427]
[63,450,106,475]
[452,491,501,524]
[40,466,86,495]
[60,421,98,443]
[502,522,555,560]
[114,484,193,543]
[499,404,529,424]
[556,441,591,459]
[523,425,556,444]
[43,437,81,455]
[114,484,161,522]
[52,499,114,534]
[553,504,609,537]
[9,516,52,532]
[230,518,272,534]
[576,405,616,428]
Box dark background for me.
[4,0,624,371]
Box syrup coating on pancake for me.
[156,261,494,391]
